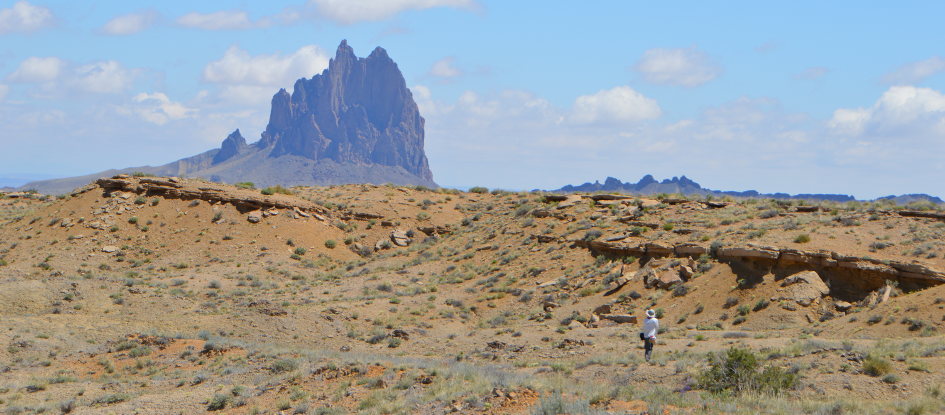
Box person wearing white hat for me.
[640,309,659,362]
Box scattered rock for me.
[101,246,119,253]
[247,211,262,223]
[599,314,638,324]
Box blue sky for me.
[1,1,945,198]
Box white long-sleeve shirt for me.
[642,317,659,339]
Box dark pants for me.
[644,338,655,361]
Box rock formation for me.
[22,40,436,195]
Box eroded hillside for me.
[2,176,945,414]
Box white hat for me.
[646,309,656,318]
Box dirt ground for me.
[2,177,945,414]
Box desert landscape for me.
[4,2,945,414]
[2,175,945,414]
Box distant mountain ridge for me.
[554,175,943,204]
[22,40,435,195]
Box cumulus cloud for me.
[7,57,64,83]
[204,45,329,86]
[309,0,477,24]
[101,10,159,35]
[126,92,196,125]
[177,10,255,30]
[829,86,945,137]
[634,47,721,87]
[883,57,945,85]
[570,86,661,124]
[429,56,462,79]
[0,1,54,34]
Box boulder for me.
[774,270,829,306]
[101,246,119,253]
[592,304,612,315]
[835,301,853,312]
[247,211,262,223]
[391,229,411,246]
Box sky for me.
[1,1,944,198]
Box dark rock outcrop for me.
[551,175,940,204]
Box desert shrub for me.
[93,393,130,405]
[270,359,298,373]
[207,393,230,410]
[662,222,675,231]
[758,209,779,219]
[235,182,255,189]
[698,347,797,395]
[723,297,739,308]
[737,305,750,316]
[324,240,337,249]
[294,247,307,256]
[131,171,153,177]
[261,185,293,195]
[863,354,892,376]
[468,186,488,194]
[582,229,603,241]
[672,284,690,297]
[752,298,770,312]
[794,234,811,243]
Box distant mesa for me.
[23,40,436,195]
[553,175,942,204]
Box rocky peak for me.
[259,40,433,181]
[213,129,248,164]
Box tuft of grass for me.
[794,234,811,243]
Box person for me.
[640,309,659,362]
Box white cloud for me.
[570,86,661,124]
[101,10,159,35]
[0,1,54,34]
[634,47,721,87]
[7,57,64,82]
[126,92,196,125]
[204,45,329,86]
[829,86,945,137]
[429,57,461,79]
[71,61,136,93]
[177,10,254,30]
[309,0,477,24]
[795,66,828,80]
[883,57,945,84]
[7,57,136,94]
[0,84,8,101]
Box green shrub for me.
[324,240,337,249]
[235,182,255,189]
[261,185,293,196]
[469,186,489,194]
[207,393,230,410]
[863,354,892,376]
[270,359,298,373]
[294,247,307,256]
[794,234,811,243]
[698,347,797,394]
